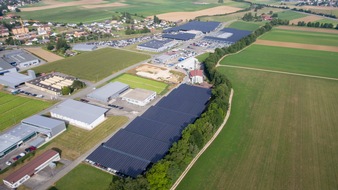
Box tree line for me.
[296,21,338,29]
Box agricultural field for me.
[0,92,53,132]
[220,44,338,78]
[177,67,338,190]
[51,164,113,190]
[110,74,168,94]
[32,48,150,82]
[276,10,307,20]
[38,116,128,160]
[259,28,338,47]
[317,18,338,26]
[228,21,264,31]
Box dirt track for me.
[24,47,63,62]
[155,6,241,22]
[21,0,127,11]
[255,39,338,52]
[276,25,338,34]
[290,15,323,25]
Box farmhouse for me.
[87,82,129,103]
[3,50,39,68]
[121,88,156,106]
[177,57,199,70]
[137,39,177,52]
[50,99,108,130]
[3,149,60,189]
[73,44,98,52]
[189,70,204,84]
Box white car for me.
[19,152,26,157]
[5,161,12,166]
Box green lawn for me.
[220,44,338,78]
[32,48,150,82]
[196,53,210,62]
[110,74,168,94]
[177,67,338,190]
[276,10,307,20]
[260,28,338,47]
[228,21,264,31]
[51,164,113,190]
[0,92,53,132]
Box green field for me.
[220,44,338,78]
[318,18,338,26]
[51,164,113,190]
[228,21,264,31]
[32,48,150,82]
[110,74,168,94]
[260,28,338,47]
[0,92,53,132]
[196,53,210,62]
[276,10,307,20]
[177,67,338,190]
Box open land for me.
[255,40,338,52]
[177,67,338,190]
[220,44,338,78]
[31,48,150,82]
[276,25,338,34]
[51,163,113,190]
[110,73,168,94]
[24,47,64,62]
[289,15,323,25]
[0,92,53,132]
[259,29,338,47]
[132,64,184,84]
[275,10,307,20]
[227,21,264,31]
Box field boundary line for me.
[219,65,338,81]
[170,89,234,190]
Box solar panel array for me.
[162,33,196,41]
[163,21,221,34]
[204,28,252,44]
[87,84,211,177]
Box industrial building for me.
[162,33,196,41]
[137,39,177,52]
[121,88,156,106]
[163,21,221,34]
[0,115,66,158]
[203,28,252,45]
[87,82,129,103]
[189,70,204,84]
[3,149,60,189]
[50,99,108,130]
[25,73,75,95]
[0,58,17,75]
[177,57,199,70]
[87,84,211,177]
[2,50,40,68]
[0,71,35,88]
[73,44,98,51]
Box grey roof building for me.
[0,72,33,88]
[3,50,39,68]
[0,57,16,74]
[22,115,66,138]
[87,82,129,103]
[137,39,177,52]
[50,99,108,130]
[73,44,97,51]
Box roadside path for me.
[170,89,234,190]
[218,65,338,81]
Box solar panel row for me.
[163,21,221,34]
[204,28,252,44]
[162,33,196,41]
[87,84,211,177]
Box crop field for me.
[276,10,307,20]
[177,67,338,190]
[51,164,113,190]
[38,116,128,160]
[220,44,338,78]
[32,48,150,82]
[228,21,264,31]
[317,18,338,26]
[0,92,53,132]
[110,74,168,94]
[259,28,338,47]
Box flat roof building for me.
[50,99,108,130]
[121,88,156,106]
[3,50,39,68]
[163,21,221,34]
[3,149,60,189]
[87,82,129,103]
[137,39,177,52]
[0,57,16,75]
[177,57,199,70]
[0,72,33,88]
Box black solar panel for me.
[204,28,252,44]
[162,33,196,41]
[163,21,221,34]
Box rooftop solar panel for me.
[204,28,252,44]
[163,21,221,34]
[162,33,196,41]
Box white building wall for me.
[122,92,156,106]
[50,112,105,130]
[18,59,39,68]
[191,76,203,84]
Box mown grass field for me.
[0,92,53,132]
[196,53,210,62]
[38,116,128,160]
[276,10,307,20]
[177,67,338,190]
[32,48,150,82]
[259,28,338,46]
[51,164,113,190]
[110,74,168,94]
[228,21,264,31]
[220,44,338,78]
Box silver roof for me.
[0,57,14,71]
[22,115,65,130]
[3,50,38,63]
[87,82,129,100]
[50,99,108,125]
[0,124,36,153]
[0,72,32,85]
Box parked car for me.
[25,146,36,153]
[5,161,12,166]
[19,152,26,157]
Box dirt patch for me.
[290,15,323,25]
[155,6,241,22]
[255,39,338,52]
[21,0,127,11]
[134,64,184,83]
[24,47,64,62]
[276,25,338,34]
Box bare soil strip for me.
[276,25,338,34]
[155,6,241,22]
[24,47,63,62]
[171,89,234,190]
[255,39,338,52]
[21,0,127,11]
[290,15,323,25]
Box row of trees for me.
[61,80,86,95]
[108,19,279,190]
[125,26,151,35]
[296,21,338,29]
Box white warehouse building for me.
[177,57,199,70]
[50,99,108,130]
[121,88,156,106]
